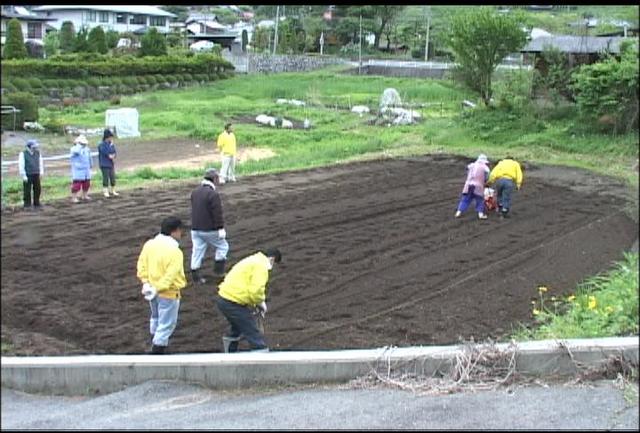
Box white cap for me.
[74,135,89,145]
[477,154,489,164]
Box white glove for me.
[22,176,28,182]
[218,228,226,239]
[141,283,157,301]
[258,301,267,317]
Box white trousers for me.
[190,230,229,270]
[220,155,236,182]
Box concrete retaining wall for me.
[345,65,450,79]
[223,53,347,74]
[2,337,637,395]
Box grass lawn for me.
[4,68,635,207]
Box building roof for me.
[1,6,55,21]
[33,5,175,18]
[521,36,627,54]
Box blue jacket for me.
[70,144,93,180]
[98,140,116,168]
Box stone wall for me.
[223,52,348,74]
[343,65,450,79]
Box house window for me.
[116,13,127,24]
[129,14,146,25]
[100,12,109,23]
[27,22,42,39]
[150,16,166,27]
[87,11,97,22]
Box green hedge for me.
[1,92,39,128]
[1,54,233,79]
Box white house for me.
[32,5,175,34]
[1,5,55,48]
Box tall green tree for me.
[447,7,527,105]
[43,29,60,58]
[105,30,120,49]
[74,27,90,52]
[59,21,76,53]
[4,18,28,59]
[140,27,167,56]
[87,26,108,54]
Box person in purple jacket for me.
[98,128,119,198]
[454,154,491,220]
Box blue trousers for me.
[496,178,516,211]
[457,185,484,213]
[216,296,267,352]
[149,297,180,347]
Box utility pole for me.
[273,5,279,55]
[424,7,431,62]
[358,14,362,75]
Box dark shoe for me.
[34,205,43,211]
[191,269,206,284]
[151,344,166,354]
[500,209,510,219]
[214,260,226,276]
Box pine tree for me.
[4,18,28,59]
[140,27,167,57]
[59,21,76,53]
[74,27,89,53]
[88,26,108,54]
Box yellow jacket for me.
[217,131,237,156]
[137,234,187,300]
[218,252,271,307]
[488,159,523,189]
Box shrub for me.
[86,77,101,87]
[136,76,148,85]
[571,42,639,134]
[1,92,38,126]
[110,77,124,85]
[12,78,31,91]
[145,75,157,85]
[122,76,138,86]
[165,74,177,83]
[27,77,43,89]
[182,73,193,82]
[59,21,75,54]
[87,26,108,54]
[110,95,121,105]
[5,83,18,93]
[155,74,167,84]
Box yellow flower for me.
[531,301,536,305]
[567,295,576,302]
[532,308,540,316]
[551,296,557,302]
[538,286,548,293]
[605,306,614,313]
[588,296,597,310]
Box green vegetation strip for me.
[512,253,639,341]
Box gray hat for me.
[204,168,219,180]
[26,139,39,148]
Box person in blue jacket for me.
[98,128,119,198]
[69,134,93,203]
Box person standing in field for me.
[69,134,93,203]
[216,248,282,353]
[98,128,119,198]
[190,168,229,284]
[487,156,524,219]
[455,154,491,220]
[217,123,237,184]
[137,216,188,354]
[18,139,45,210]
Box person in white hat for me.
[454,154,491,220]
[69,134,94,203]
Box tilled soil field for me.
[1,155,637,355]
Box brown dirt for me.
[4,137,276,177]
[1,155,637,355]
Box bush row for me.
[3,72,225,94]
[1,54,234,79]
[1,92,39,127]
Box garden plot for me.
[1,155,637,355]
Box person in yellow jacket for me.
[216,248,282,353]
[137,216,187,354]
[487,156,523,219]
[217,123,237,184]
